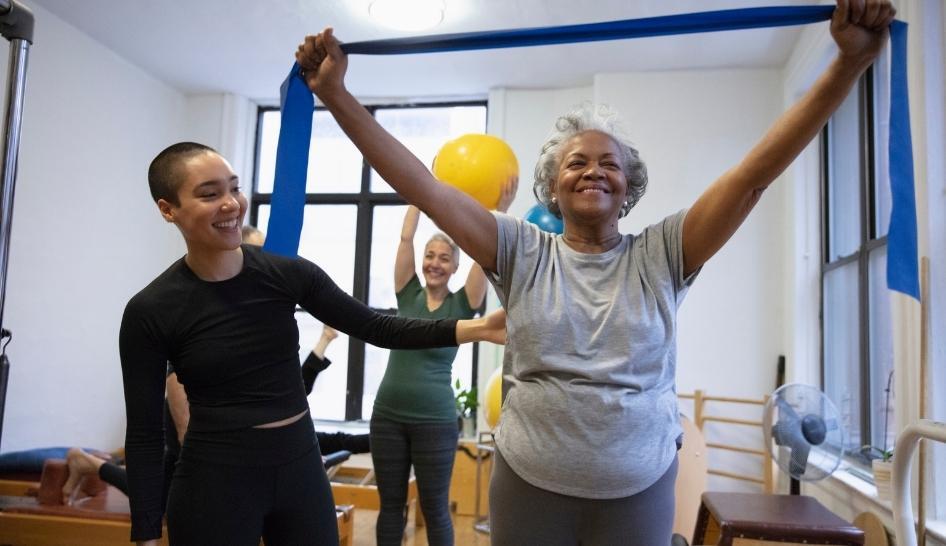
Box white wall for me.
[0,2,252,452]
[184,93,258,186]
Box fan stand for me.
[790,476,801,495]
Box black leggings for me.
[370,416,458,546]
[166,417,338,546]
[489,449,678,546]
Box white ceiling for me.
[30,0,825,102]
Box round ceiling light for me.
[369,0,445,31]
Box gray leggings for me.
[489,450,678,546]
[370,416,459,546]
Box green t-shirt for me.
[372,275,477,422]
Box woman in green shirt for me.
[371,180,515,546]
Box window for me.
[251,102,488,421]
[821,67,895,465]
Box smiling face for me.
[551,130,628,225]
[422,238,458,290]
[157,151,247,254]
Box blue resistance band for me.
[265,6,918,299]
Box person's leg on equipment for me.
[62,448,127,501]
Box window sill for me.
[825,463,946,544]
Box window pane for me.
[297,310,348,421]
[307,111,363,193]
[827,90,863,260]
[368,205,408,310]
[256,204,358,421]
[823,262,862,452]
[872,62,892,238]
[370,106,487,193]
[361,205,401,419]
[362,344,388,420]
[255,110,363,194]
[868,245,895,454]
[256,110,280,194]
[257,204,358,294]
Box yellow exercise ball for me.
[432,134,518,210]
[484,367,503,429]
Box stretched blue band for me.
[267,6,918,299]
[886,21,919,299]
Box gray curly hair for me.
[532,103,648,219]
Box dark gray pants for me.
[370,416,459,546]
[489,450,678,546]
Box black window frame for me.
[820,67,890,466]
[250,100,488,421]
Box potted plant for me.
[866,369,895,502]
[454,379,478,438]
[864,446,894,502]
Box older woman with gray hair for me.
[297,0,895,541]
[533,104,648,221]
[370,185,515,546]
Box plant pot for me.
[872,459,893,503]
[460,415,476,438]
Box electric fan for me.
[763,383,847,494]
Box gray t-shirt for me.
[486,209,697,499]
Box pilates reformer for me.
[0,451,357,546]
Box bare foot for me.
[62,448,105,504]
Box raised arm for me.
[297,29,499,272]
[463,175,517,308]
[681,0,895,276]
[395,206,420,292]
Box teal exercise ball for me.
[524,203,564,234]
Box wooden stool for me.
[693,492,864,545]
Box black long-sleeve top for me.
[119,245,458,540]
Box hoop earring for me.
[551,196,557,204]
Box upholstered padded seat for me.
[693,491,864,546]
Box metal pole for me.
[0,0,33,449]
[0,39,28,328]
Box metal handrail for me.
[892,420,946,546]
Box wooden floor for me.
[352,508,491,546]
